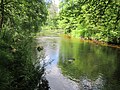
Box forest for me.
[0,0,120,90]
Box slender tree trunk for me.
[0,0,4,30]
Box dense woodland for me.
[0,0,48,89]
[58,0,120,44]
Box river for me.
[37,36,120,90]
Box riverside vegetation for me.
[0,0,49,89]
[58,0,120,45]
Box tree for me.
[59,0,120,44]
[0,0,48,89]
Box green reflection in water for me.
[58,37,120,89]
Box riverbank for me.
[63,34,120,49]
[35,29,63,37]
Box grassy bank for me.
[63,34,120,49]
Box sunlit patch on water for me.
[79,75,104,90]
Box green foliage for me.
[0,0,49,89]
[43,1,60,31]
[59,0,120,44]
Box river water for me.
[37,36,120,90]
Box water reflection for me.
[37,37,79,90]
[59,37,120,90]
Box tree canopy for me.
[59,0,120,44]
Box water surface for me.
[37,36,120,90]
[37,37,79,90]
[59,37,120,90]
